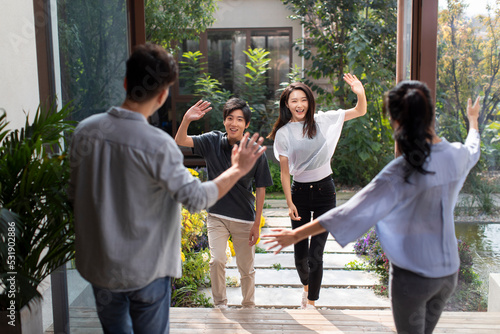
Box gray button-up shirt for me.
[319,129,480,278]
[68,107,218,291]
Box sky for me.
[439,0,496,16]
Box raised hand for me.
[343,73,365,97]
[467,96,480,131]
[184,100,212,122]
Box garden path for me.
[202,196,391,309]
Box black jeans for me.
[291,175,336,301]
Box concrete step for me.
[227,253,361,270]
[225,268,379,288]
[201,286,390,309]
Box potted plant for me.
[0,103,75,332]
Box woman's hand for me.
[262,228,298,254]
[288,203,301,221]
[343,73,367,121]
[343,73,365,97]
[467,96,480,131]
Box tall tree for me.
[145,0,219,54]
[437,0,500,139]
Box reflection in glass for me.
[251,30,290,97]
[401,0,412,81]
[207,31,246,93]
[57,0,129,122]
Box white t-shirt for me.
[273,109,346,182]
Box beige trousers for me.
[207,214,255,307]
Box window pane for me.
[207,30,246,92]
[57,0,129,122]
[251,30,290,97]
[178,39,201,95]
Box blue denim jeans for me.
[291,175,336,301]
[92,276,171,334]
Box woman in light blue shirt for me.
[264,81,481,334]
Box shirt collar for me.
[108,107,148,123]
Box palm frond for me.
[0,102,75,310]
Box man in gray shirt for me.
[68,43,266,334]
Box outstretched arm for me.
[174,100,212,147]
[263,219,327,254]
[343,73,367,121]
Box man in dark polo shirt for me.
[175,98,273,309]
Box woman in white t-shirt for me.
[267,74,367,309]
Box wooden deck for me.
[45,307,500,333]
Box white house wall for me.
[213,0,303,68]
[0,1,40,130]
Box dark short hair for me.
[223,98,251,125]
[125,43,178,102]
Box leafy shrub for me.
[445,240,486,311]
[266,160,283,193]
[172,169,212,307]
[353,229,389,292]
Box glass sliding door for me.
[57,0,129,122]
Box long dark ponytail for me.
[384,81,436,182]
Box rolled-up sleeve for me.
[465,129,480,170]
[155,141,219,213]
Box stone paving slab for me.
[227,253,361,270]
[201,287,390,309]
[225,268,379,288]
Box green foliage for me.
[344,260,371,271]
[179,48,278,136]
[0,104,75,310]
[272,263,283,271]
[172,172,213,307]
[353,229,389,288]
[145,0,218,55]
[437,0,500,171]
[446,240,486,311]
[179,51,207,95]
[266,160,284,193]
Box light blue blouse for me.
[318,129,481,278]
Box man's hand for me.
[231,133,266,176]
[184,100,212,122]
[249,224,260,246]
